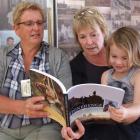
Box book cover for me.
[67,84,124,126]
[29,69,125,127]
[29,69,67,127]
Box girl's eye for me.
[122,57,127,60]
[91,33,97,37]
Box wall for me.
[0,0,51,47]
[56,0,140,60]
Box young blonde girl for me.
[101,26,140,124]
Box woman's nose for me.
[32,23,40,30]
[86,37,93,45]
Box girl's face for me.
[109,43,132,74]
[77,24,105,56]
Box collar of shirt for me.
[7,41,49,60]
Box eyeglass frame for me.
[17,20,46,27]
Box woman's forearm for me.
[0,95,25,115]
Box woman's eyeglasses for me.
[17,20,45,27]
[74,9,97,19]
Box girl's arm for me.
[109,105,140,124]
[132,70,140,105]
[101,70,109,85]
[109,70,140,124]
[126,70,140,122]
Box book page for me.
[29,69,67,126]
[67,84,125,125]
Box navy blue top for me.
[70,51,109,85]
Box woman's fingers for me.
[24,96,48,118]
[61,120,85,140]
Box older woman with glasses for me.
[0,1,72,140]
[62,7,132,140]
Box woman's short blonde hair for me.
[106,26,140,67]
[12,1,46,25]
[73,7,108,45]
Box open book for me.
[29,69,125,127]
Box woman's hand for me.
[61,119,85,140]
[23,96,48,118]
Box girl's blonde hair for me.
[73,7,108,45]
[106,26,140,67]
[12,1,46,25]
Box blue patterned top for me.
[0,42,51,128]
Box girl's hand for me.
[108,105,128,123]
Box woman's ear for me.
[13,24,20,36]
